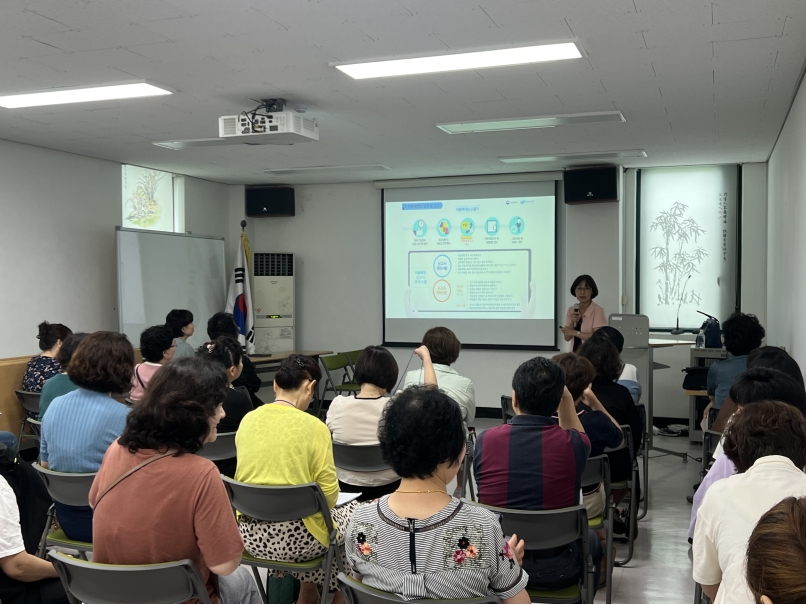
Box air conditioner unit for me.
[217,112,319,145]
[253,253,295,354]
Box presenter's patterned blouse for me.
[22,355,61,393]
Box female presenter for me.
[560,274,607,351]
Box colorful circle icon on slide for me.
[433,279,451,302]
[460,218,475,236]
[433,254,452,277]
[413,219,427,237]
[485,217,499,235]
[437,219,451,236]
[509,216,525,235]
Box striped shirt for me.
[39,389,129,472]
[474,415,591,510]
[347,497,528,601]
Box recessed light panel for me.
[499,150,647,163]
[0,83,171,109]
[335,42,581,79]
[263,164,390,176]
[438,111,625,134]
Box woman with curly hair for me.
[90,357,261,604]
[39,331,134,543]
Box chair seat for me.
[611,481,629,489]
[527,582,581,601]
[587,515,603,530]
[241,550,326,570]
[47,529,93,551]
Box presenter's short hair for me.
[140,325,174,363]
[512,357,566,416]
[722,312,765,356]
[353,346,398,393]
[570,274,598,299]
[68,331,134,394]
[379,385,465,479]
[422,327,461,366]
[165,309,194,339]
[553,353,596,402]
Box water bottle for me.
[695,329,705,348]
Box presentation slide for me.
[384,182,557,348]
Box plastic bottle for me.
[696,329,705,348]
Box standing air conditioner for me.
[253,253,295,354]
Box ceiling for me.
[0,0,804,185]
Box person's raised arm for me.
[414,346,437,387]
[557,386,585,433]
[582,386,625,448]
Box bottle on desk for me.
[695,329,705,348]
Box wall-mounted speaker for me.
[563,166,619,204]
[245,187,295,217]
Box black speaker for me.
[563,166,619,204]
[245,187,295,217]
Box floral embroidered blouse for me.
[346,496,528,601]
[22,355,61,393]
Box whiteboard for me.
[117,228,226,349]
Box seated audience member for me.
[688,367,806,539]
[693,401,806,602]
[578,337,643,509]
[39,332,87,419]
[130,325,175,401]
[90,357,260,604]
[236,355,354,604]
[347,385,530,603]
[207,312,262,407]
[712,346,803,433]
[589,327,642,404]
[327,346,434,500]
[553,353,624,541]
[746,497,806,604]
[403,327,476,425]
[474,357,603,593]
[0,444,67,604]
[197,337,253,477]
[165,309,196,359]
[22,321,72,393]
[704,312,765,420]
[39,332,134,543]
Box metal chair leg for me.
[250,566,267,604]
[38,505,55,558]
[615,466,639,566]
[605,494,614,603]
[638,435,650,520]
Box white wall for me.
[767,77,806,358]
[741,163,767,323]
[0,138,229,358]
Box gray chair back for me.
[581,455,611,492]
[500,396,515,423]
[15,390,41,415]
[196,432,237,462]
[222,477,334,532]
[475,503,588,551]
[50,551,210,604]
[33,464,96,507]
[332,442,391,473]
[27,418,43,438]
[338,572,500,604]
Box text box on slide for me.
[408,249,531,314]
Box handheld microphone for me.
[671,275,692,335]
[574,302,580,313]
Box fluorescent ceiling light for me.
[438,111,624,134]
[335,42,581,79]
[0,83,171,109]
[499,150,647,163]
[263,164,390,176]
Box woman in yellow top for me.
[235,354,356,604]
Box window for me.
[637,165,738,330]
[121,165,184,232]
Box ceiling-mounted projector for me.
[218,111,319,144]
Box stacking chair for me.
[700,429,722,481]
[33,464,96,559]
[475,503,594,604]
[197,432,237,462]
[15,390,41,442]
[342,349,364,376]
[636,404,650,520]
[500,395,515,424]
[581,455,613,604]
[222,478,343,604]
[27,418,43,439]
[337,572,501,604]
[50,551,210,604]
[321,354,360,402]
[332,442,391,473]
[606,426,639,566]
[458,427,477,501]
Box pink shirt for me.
[565,301,608,350]
[130,362,163,401]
